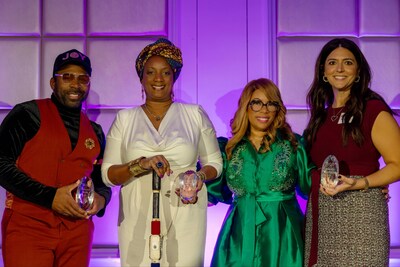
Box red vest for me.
[7,99,100,228]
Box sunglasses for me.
[54,73,90,85]
[249,99,280,112]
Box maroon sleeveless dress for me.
[304,100,390,267]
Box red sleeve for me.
[364,99,390,130]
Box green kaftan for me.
[208,134,313,267]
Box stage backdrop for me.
[0,0,399,265]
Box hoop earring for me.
[323,76,328,82]
[354,76,360,83]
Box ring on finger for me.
[156,162,163,168]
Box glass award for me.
[178,170,199,201]
[75,176,94,210]
[321,155,339,187]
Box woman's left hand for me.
[174,188,198,204]
[174,171,205,205]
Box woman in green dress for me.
[208,78,314,267]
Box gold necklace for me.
[144,103,171,121]
[330,106,345,122]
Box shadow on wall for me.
[391,93,400,107]
[0,102,12,108]
[215,87,244,138]
[390,93,400,124]
[85,90,101,122]
[0,102,12,124]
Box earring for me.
[171,91,175,101]
[141,86,145,101]
[354,76,360,83]
[323,76,328,82]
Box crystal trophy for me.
[178,170,199,201]
[75,176,94,210]
[321,155,339,187]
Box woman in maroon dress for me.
[303,38,400,267]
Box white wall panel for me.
[277,38,333,107]
[43,0,85,35]
[87,0,166,35]
[360,0,400,35]
[0,39,40,105]
[278,0,357,35]
[0,0,40,35]
[359,38,400,106]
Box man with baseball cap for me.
[0,49,111,267]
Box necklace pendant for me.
[330,106,345,122]
[155,116,161,121]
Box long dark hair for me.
[304,38,393,149]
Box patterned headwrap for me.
[135,38,183,82]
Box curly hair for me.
[226,78,298,159]
[304,38,393,150]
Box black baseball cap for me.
[53,49,92,76]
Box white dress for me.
[102,102,223,267]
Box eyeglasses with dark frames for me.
[249,98,280,112]
[54,73,90,85]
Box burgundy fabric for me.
[308,170,320,267]
[2,209,94,267]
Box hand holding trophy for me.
[75,176,94,210]
[321,155,339,187]
[178,170,199,202]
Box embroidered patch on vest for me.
[84,138,95,149]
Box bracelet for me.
[196,171,207,182]
[128,157,149,177]
[361,177,369,192]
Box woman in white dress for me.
[101,38,223,267]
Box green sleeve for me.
[206,136,233,205]
[295,134,315,199]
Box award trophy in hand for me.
[75,176,94,210]
[321,155,339,187]
[178,170,199,202]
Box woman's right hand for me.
[382,186,390,202]
[320,174,357,196]
[140,155,172,178]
